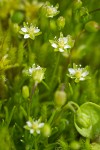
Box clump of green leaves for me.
[0,0,100,149]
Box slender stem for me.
[89,8,100,14]
[50,53,60,89]
[82,8,100,17]
[48,109,57,125]
[35,136,38,150]
[63,101,79,113]
[42,81,50,91]
[30,82,38,100]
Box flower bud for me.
[11,11,24,24]
[54,90,67,107]
[22,85,29,99]
[73,0,82,10]
[91,143,100,150]
[76,112,91,128]
[42,124,51,137]
[85,21,99,32]
[32,68,45,83]
[70,140,80,150]
[57,16,65,29]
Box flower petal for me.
[26,121,32,127]
[68,68,76,75]
[29,68,34,74]
[24,34,30,39]
[63,37,68,43]
[82,71,89,77]
[38,123,44,128]
[59,48,64,52]
[52,43,58,48]
[36,129,40,134]
[34,28,40,33]
[64,44,71,49]
[21,27,28,32]
[30,129,34,134]
[80,77,85,81]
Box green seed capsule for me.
[22,85,29,99]
[73,0,82,10]
[11,11,24,24]
[76,112,91,128]
[42,124,51,137]
[70,140,80,150]
[54,90,67,107]
[85,21,99,32]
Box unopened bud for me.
[70,140,80,150]
[22,85,29,99]
[54,90,67,107]
[42,124,51,137]
[11,11,24,24]
[32,68,45,83]
[85,21,99,32]
[76,112,90,128]
[57,16,65,29]
[73,0,82,10]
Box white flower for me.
[50,33,74,53]
[46,5,59,18]
[24,119,44,135]
[68,64,89,82]
[28,64,46,83]
[19,23,41,40]
[43,2,59,18]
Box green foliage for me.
[74,102,100,139]
[0,0,100,149]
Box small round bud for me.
[54,90,67,107]
[42,124,51,137]
[57,16,65,29]
[85,21,99,32]
[11,11,24,24]
[22,85,29,99]
[70,140,80,150]
[73,0,82,10]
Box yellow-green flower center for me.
[75,71,82,78]
[58,39,65,48]
[32,122,38,130]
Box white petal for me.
[68,68,76,75]
[30,129,34,134]
[82,71,89,77]
[80,77,85,81]
[29,68,34,74]
[38,123,44,128]
[21,27,28,32]
[64,44,71,49]
[34,28,40,33]
[52,43,58,48]
[26,121,32,127]
[36,129,40,134]
[24,34,30,39]
[63,37,68,43]
[59,48,64,52]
